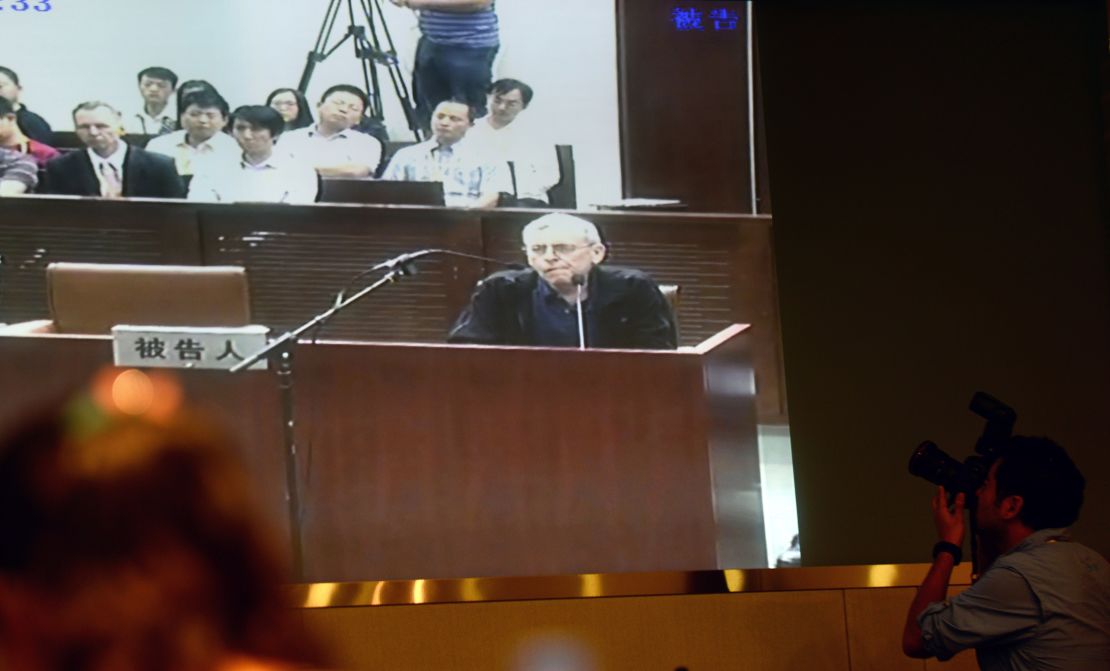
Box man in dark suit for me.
[448,213,677,349]
[44,101,184,199]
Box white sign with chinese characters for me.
[111,325,270,371]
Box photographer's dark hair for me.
[0,96,13,117]
[994,436,1085,530]
[232,105,285,138]
[489,78,534,107]
[137,66,178,88]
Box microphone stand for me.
[575,285,586,350]
[228,254,418,581]
[573,275,586,350]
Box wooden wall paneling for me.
[197,204,485,342]
[293,340,727,582]
[0,197,201,324]
[703,325,766,566]
[843,587,924,671]
[0,198,785,418]
[0,336,290,545]
[617,0,753,212]
[481,210,785,419]
[304,591,851,671]
[0,327,761,583]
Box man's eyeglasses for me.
[525,243,591,256]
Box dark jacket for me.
[448,265,677,349]
[44,145,184,198]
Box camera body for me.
[908,392,1017,496]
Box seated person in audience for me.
[0,391,326,670]
[277,84,383,177]
[128,66,178,136]
[44,101,184,199]
[0,147,37,196]
[189,105,318,204]
[146,90,238,178]
[0,66,52,144]
[382,99,508,208]
[266,87,314,132]
[175,79,221,124]
[0,96,59,169]
[467,78,561,207]
[448,213,678,348]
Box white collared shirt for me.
[187,151,319,204]
[276,125,383,175]
[87,142,129,195]
[126,104,176,136]
[466,116,561,203]
[145,129,240,176]
[381,137,510,207]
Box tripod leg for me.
[300,0,345,93]
[366,0,424,138]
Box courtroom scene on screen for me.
[0,0,799,588]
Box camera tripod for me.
[298,0,423,141]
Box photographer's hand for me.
[903,486,965,658]
[932,486,965,545]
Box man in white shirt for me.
[188,106,318,205]
[127,67,178,136]
[145,90,238,178]
[466,78,561,207]
[382,99,508,208]
[277,85,383,178]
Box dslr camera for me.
[908,392,1017,496]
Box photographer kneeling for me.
[902,436,1110,670]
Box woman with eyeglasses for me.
[266,88,314,132]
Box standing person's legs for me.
[442,45,498,118]
[413,37,452,131]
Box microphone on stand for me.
[573,273,586,350]
[371,248,525,274]
[335,248,526,306]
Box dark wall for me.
[617,1,756,212]
[756,2,1110,564]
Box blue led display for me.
[0,0,53,10]
[671,6,741,33]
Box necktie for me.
[158,117,175,135]
[99,162,123,199]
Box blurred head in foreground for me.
[0,373,321,671]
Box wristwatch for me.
[932,541,962,565]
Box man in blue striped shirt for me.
[390,0,499,131]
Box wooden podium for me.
[0,325,764,582]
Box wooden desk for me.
[0,326,763,582]
[0,196,784,419]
